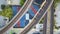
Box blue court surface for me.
[13,1,41,28]
[12,5,21,16]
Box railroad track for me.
[0,0,34,34]
[20,0,54,34]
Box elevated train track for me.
[0,0,34,34]
[20,0,54,34]
[0,0,54,34]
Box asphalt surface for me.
[20,0,54,34]
[0,0,33,34]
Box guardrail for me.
[0,0,34,34]
[20,0,54,34]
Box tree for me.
[54,0,60,30]
[39,18,44,24]
[54,18,59,30]
[0,11,2,15]
[1,5,6,10]
[20,0,26,6]
[54,0,60,8]
[1,6,13,20]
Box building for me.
[0,0,7,11]
[6,0,20,5]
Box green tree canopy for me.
[20,0,26,6]
[54,0,60,8]
[1,6,13,19]
[0,11,2,15]
[54,0,60,30]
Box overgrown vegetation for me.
[39,18,44,24]
[20,0,26,6]
[0,5,13,20]
[54,0,60,30]
[54,0,60,8]
[0,11,2,15]
[54,18,59,30]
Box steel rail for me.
[20,0,46,34]
[20,0,54,34]
[0,0,34,34]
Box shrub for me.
[20,0,26,6]
[1,6,13,19]
[1,5,6,10]
[0,11,2,15]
